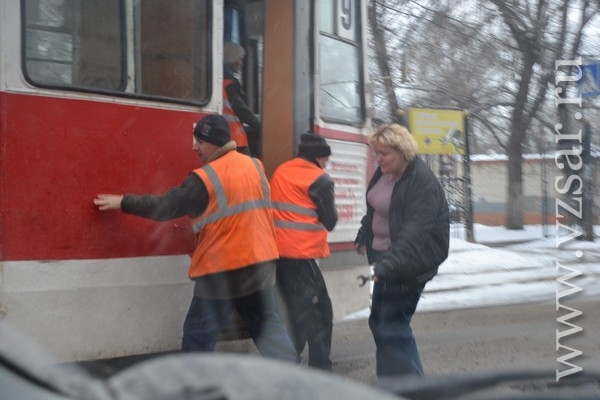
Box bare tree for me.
[367,0,430,122]
[369,0,600,229]
[488,0,599,228]
[368,0,399,121]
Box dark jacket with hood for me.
[355,156,450,287]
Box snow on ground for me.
[343,224,600,319]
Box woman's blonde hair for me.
[369,123,418,161]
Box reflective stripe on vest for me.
[223,79,248,147]
[272,202,325,231]
[193,158,270,233]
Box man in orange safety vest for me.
[270,133,338,370]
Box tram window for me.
[319,36,362,125]
[318,0,363,125]
[23,0,211,105]
[320,0,335,35]
[138,0,209,101]
[24,0,124,90]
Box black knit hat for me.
[298,133,331,158]
[193,115,230,147]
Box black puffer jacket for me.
[355,156,450,287]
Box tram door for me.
[224,1,264,159]
[224,0,313,177]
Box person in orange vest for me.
[269,133,338,371]
[93,114,298,363]
[223,41,261,156]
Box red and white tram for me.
[0,0,371,361]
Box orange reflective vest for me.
[189,151,278,278]
[269,157,330,259]
[223,78,249,148]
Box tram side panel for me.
[0,0,212,361]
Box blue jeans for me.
[370,250,426,377]
[181,288,299,363]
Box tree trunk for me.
[368,1,399,117]
[504,51,536,229]
[506,136,524,229]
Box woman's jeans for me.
[370,250,426,378]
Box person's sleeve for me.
[308,174,338,231]
[354,215,367,247]
[226,80,261,131]
[121,173,209,221]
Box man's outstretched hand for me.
[94,194,124,211]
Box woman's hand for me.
[355,243,366,256]
[354,226,366,255]
[94,194,124,211]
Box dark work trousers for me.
[181,288,299,363]
[276,258,334,371]
[369,249,426,378]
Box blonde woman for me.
[355,123,450,378]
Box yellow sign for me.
[408,108,465,154]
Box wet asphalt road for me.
[79,296,599,398]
